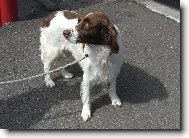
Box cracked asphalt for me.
[0,0,180,129]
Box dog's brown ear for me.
[101,23,110,44]
[41,12,56,28]
[108,23,119,54]
[110,37,119,54]
[101,22,119,54]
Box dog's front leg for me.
[80,74,91,122]
[109,78,122,107]
[44,60,55,87]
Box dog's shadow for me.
[118,62,168,103]
[92,62,168,111]
[0,65,83,129]
[0,62,168,129]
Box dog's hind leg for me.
[41,50,58,87]
[57,55,74,79]
[109,79,122,107]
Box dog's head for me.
[63,12,119,54]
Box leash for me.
[0,54,89,85]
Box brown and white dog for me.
[40,10,125,122]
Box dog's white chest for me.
[85,46,115,82]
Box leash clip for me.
[85,54,89,58]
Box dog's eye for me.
[85,22,93,30]
[83,17,90,23]
[78,17,82,23]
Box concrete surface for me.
[136,0,180,22]
[0,0,180,129]
[17,0,105,20]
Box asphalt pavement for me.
[0,0,180,129]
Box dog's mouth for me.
[64,35,71,41]
[63,30,72,38]
[67,36,83,44]
[63,30,82,44]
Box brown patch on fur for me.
[63,10,81,19]
[75,12,119,54]
[41,11,82,28]
[41,12,56,28]
[108,23,119,54]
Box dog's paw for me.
[112,98,122,107]
[63,73,74,79]
[81,108,91,122]
[45,80,55,87]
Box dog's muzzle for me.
[63,29,72,38]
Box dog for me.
[40,10,125,122]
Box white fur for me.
[40,11,125,122]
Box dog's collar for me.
[85,54,89,58]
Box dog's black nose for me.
[63,30,71,37]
